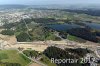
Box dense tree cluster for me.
[65,48,92,57]
[3,22,18,29]
[43,46,91,66]
[67,28,98,42]
[1,29,14,36]
[16,32,33,42]
[23,50,39,58]
[63,9,100,16]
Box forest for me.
[43,46,92,66]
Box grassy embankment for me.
[0,50,31,66]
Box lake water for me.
[84,22,100,31]
[47,22,100,31]
[47,23,80,31]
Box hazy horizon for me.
[0,0,100,5]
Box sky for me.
[0,0,100,5]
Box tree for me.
[16,32,33,42]
[1,30,14,36]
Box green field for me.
[40,55,57,66]
[0,50,31,66]
[67,34,87,43]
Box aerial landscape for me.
[0,0,100,66]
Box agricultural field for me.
[0,50,31,66]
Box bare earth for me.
[1,34,100,58]
[2,35,99,52]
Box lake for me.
[47,22,100,31]
[47,23,80,31]
[84,22,100,31]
